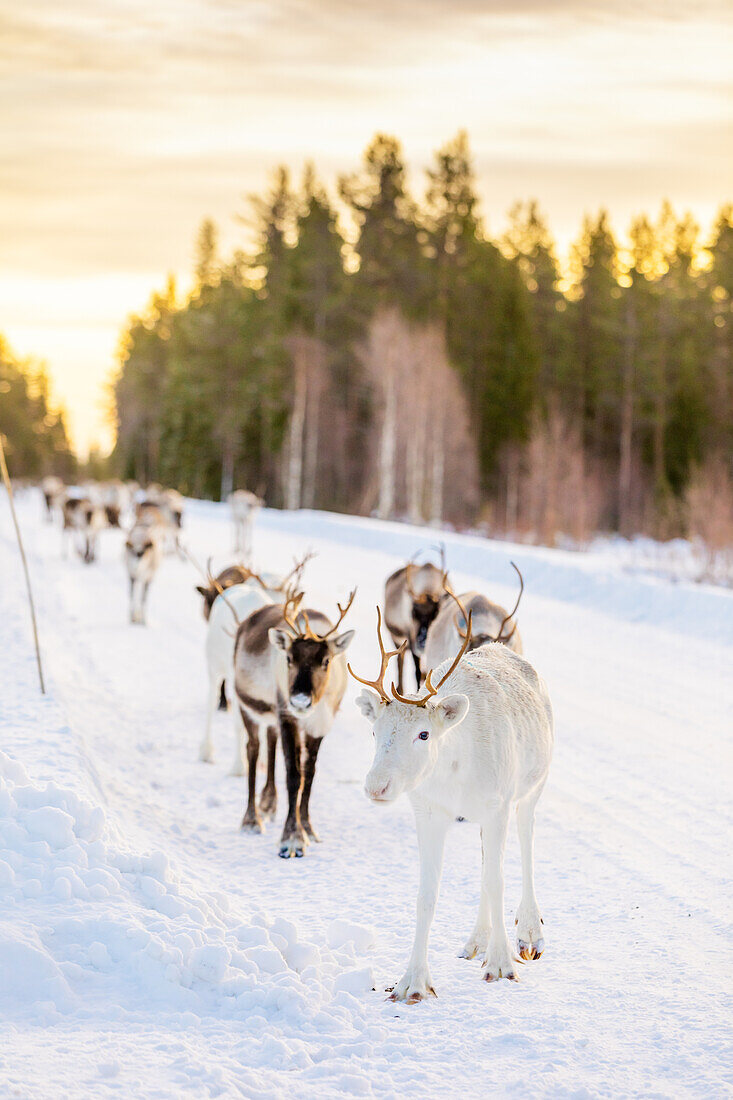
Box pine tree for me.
[0,336,76,477]
[341,134,429,317]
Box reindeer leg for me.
[279,714,306,857]
[481,803,517,982]
[299,735,322,842]
[228,698,246,775]
[218,681,229,711]
[515,786,545,961]
[240,711,263,833]
[198,673,220,763]
[130,578,141,624]
[460,825,492,960]
[396,646,405,695]
[391,805,450,1003]
[259,725,278,819]
[412,651,423,689]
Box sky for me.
[1,0,731,457]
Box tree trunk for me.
[302,397,318,510]
[505,447,519,533]
[406,412,425,524]
[220,439,235,502]
[377,369,397,520]
[618,295,636,535]
[286,355,307,511]
[302,346,325,510]
[653,294,670,500]
[429,421,444,528]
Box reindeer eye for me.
[418,731,429,741]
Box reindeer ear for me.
[355,689,381,721]
[269,628,292,652]
[429,693,469,733]
[195,585,208,597]
[330,629,355,655]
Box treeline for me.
[112,133,733,541]
[0,336,76,478]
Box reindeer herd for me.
[36,476,554,1004]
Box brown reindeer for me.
[233,590,355,857]
[384,555,448,693]
[41,475,64,521]
[196,565,255,623]
[61,494,105,564]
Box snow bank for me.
[0,742,379,1025]
[253,505,733,646]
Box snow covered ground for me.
[1,490,732,1099]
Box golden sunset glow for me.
[1,0,731,455]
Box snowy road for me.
[1,492,732,1099]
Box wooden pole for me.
[0,435,46,693]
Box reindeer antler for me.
[432,542,447,574]
[441,572,471,641]
[347,607,407,704]
[204,556,242,626]
[320,588,357,639]
[491,562,524,644]
[281,589,305,636]
[295,588,357,642]
[232,561,272,593]
[279,585,301,638]
[390,608,473,708]
[279,550,316,594]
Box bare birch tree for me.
[359,309,478,525]
[283,332,327,510]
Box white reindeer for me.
[350,603,553,1003]
[125,524,163,624]
[228,490,263,563]
[422,565,524,673]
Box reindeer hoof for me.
[517,937,544,961]
[388,985,436,1005]
[241,815,263,834]
[459,932,488,960]
[388,971,437,1003]
[303,825,321,843]
[483,965,519,983]
[279,838,305,858]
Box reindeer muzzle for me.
[289,692,312,713]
